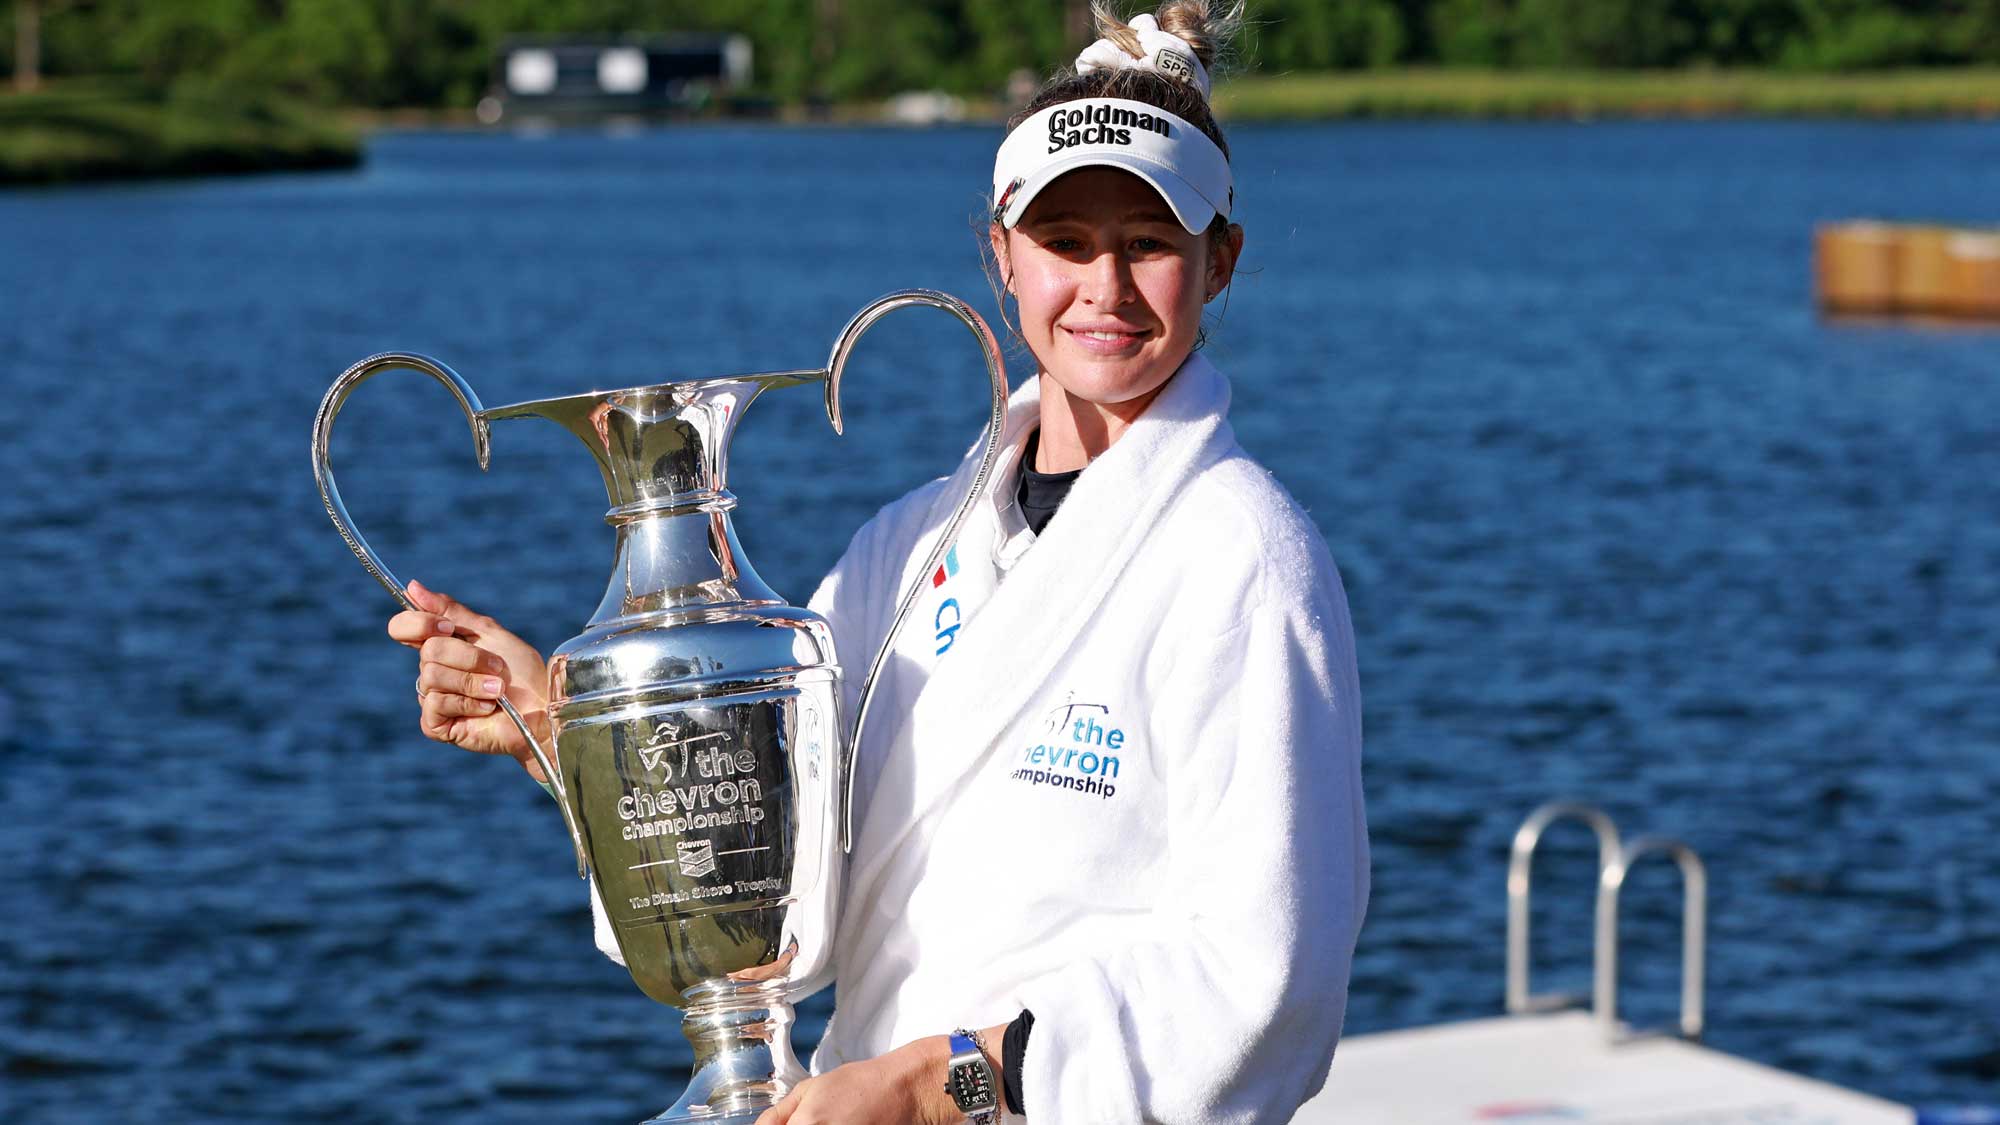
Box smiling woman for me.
[990,167,1241,469]
[388,3,1368,1123]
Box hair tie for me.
[1074,13,1211,100]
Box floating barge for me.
[1816,221,2000,319]
[1294,802,1917,1124]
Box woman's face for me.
[991,167,1240,410]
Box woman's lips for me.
[1062,325,1148,355]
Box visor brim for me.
[999,151,1224,236]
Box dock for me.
[1295,802,1916,1124]
[1301,1010,1910,1124]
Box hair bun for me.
[1093,0,1244,74]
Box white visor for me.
[992,98,1232,235]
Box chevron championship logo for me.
[930,543,960,587]
[932,544,963,655]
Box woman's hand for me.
[753,1036,960,1125]
[755,1024,1008,1125]
[386,579,552,781]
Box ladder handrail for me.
[1596,835,1708,1042]
[1506,801,1623,1015]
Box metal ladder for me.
[1505,800,1709,1042]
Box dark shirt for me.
[1016,429,1082,536]
[1002,1009,1034,1115]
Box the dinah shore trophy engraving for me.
[311,291,1008,1123]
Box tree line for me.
[9,0,2000,106]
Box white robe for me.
[797,353,1370,1124]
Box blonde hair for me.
[1087,0,1246,75]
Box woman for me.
[392,4,1367,1122]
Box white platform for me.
[1297,1011,1913,1124]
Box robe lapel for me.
[845,355,1235,910]
[840,380,1042,849]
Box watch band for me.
[945,1027,1001,1124]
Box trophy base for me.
[642,1108,762,1125]
[641,978,805,1125]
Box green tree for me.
[964,0,1072,87]
[1681,0,1805,66]
[1254,0,1407,70]
[1942,0,2000,63]
[11,0,41,90]
[1430,0,1516,65]
[1781,0,1938,68]
[1512,0,1691,67]
[100,0,264,86]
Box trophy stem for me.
[645,979,804,1125]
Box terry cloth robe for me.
[797,352,1370,1124]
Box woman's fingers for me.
[417,662,506,703]
[753,1083,805,1125]
[408,579,501,636]
[406,578,450,616]
[402,580,544,673]
[421,690,497,724]
[387,608,454,648]
[419,635,504,674]
[391,579,549,767]
[393,580,481,645]
[417,689,536,760]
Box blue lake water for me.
[1,120,1996,1120]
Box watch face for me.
[950,1061,998,1110]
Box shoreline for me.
[352,67,2000,133]
[7,67,1999,187]
[1215,67,2000,120]
[0,85,360,188]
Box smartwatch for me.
[944,1028,1001,1123]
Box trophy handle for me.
[821,290,1010,852]
[311,352,592,879]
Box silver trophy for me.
[311,291,1008,1123]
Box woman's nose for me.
[1079,250,1136,307]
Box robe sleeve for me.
[806,512,897,736]
[1015,559,1369,1125]
[804,474,958,724]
